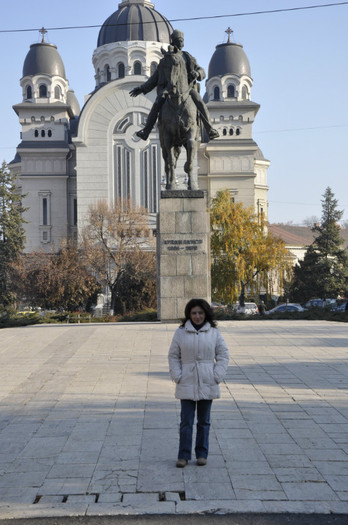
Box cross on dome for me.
[225,27,233,43]
[39,26,48,43]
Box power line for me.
[0,2,348,34]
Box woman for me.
[168,298,229,467]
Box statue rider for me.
[129,29,219,141]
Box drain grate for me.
[33,491,181,504]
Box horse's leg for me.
[184,132,198,190]
[166,146,177,190]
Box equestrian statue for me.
[130,30,219,191]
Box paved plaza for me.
[0,320,347,519]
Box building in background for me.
[10,0,269,253]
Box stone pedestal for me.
[157,190,211,321]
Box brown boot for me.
[176,459,188,468]
[196,457,207,466]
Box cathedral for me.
[10,0,269,253]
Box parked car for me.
[211,302,226,311]
[267,303,304,314]
[304,298,337,310]
[335,301,347,312]
[235,302,259,315]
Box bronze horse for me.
[157,49,199,190]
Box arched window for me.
[229,128,233,136]
[34,130,39,137]
[26,86,32,99]
[48,130,52,137]
[150,62,157,76]
[242,86,248,100]
[213,86,220,100]
[236,128,241,135]
[134,61,142,75]
[41,130,46,137]
[39,84,47,97]
[105,65,111,81]
[223,128,227,136]
[118,62,125,79]
[227,85,235,98]
[54,86,61,99]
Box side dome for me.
[97,0,173,46]
[67,90,80,117]
[22,42,66,78]
[208,42,251,79]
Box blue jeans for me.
[178,399,212,460]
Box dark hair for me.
[180,298,217,328]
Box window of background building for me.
[118,62,125,79]
[227,85,235,98]
[73,198,77,226]
[39,84,47,97]
[134,61,142,75]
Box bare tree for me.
[81,199,156,314]
[302,216,319,227]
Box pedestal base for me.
[157,191,211,321]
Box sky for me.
[1,0,348,225]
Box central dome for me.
[97,0,173,47]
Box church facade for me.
[10,0,269,253]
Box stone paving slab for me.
[0,320,348,518]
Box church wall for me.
[15,106,71,143]
[21,175,68,252]
[255,162,269,187]
[74,78,161,233]
[207,175,256,207]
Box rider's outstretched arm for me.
[130,69,159,97]
[141,69,159,94]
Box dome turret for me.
[205,30,253,103]
[67,90,80,117]
[208,42,251,80]
[22,42,66,79]
[97,0,172,47]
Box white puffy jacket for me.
[168,320,229,401]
